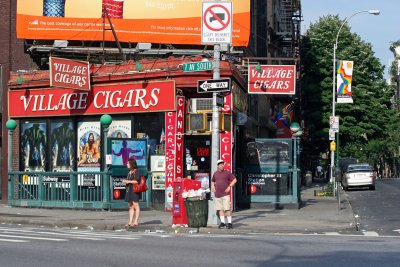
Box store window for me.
[20,121,47,171]
[134,113,165,156]
[50,121,75,172]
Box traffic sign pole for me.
[208,43,220,226]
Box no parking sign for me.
[201,2,232,44]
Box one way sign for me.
[197,78,231,93]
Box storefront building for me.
[7,56,249,209]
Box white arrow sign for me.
[197,78,231,93]
[200,81,228,90]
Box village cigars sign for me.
[165,96,185,212]
[248,65,296,95]
[8,80,176,117]
[50,57,91,91]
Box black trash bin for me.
[184,198,208,228]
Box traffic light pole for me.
[208,44,221,225]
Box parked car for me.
[342,163,375,191]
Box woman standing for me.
[123,158,141,227]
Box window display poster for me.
[77,121,101,168]
[108,120,131,138]
[21,122,47,171]
[111,139,147,167]
[194,172,210,189]
[51,122,75,171]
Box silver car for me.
[342,163,375,191]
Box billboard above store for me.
[50,57,91,91]
[16,0,250,46]
[248,65,296,95]
[8,80,176,117]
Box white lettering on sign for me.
[19,88,161,112]
[248,65,296,95]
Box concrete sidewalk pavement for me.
[0,183,357,235]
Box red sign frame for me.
[175,96,185,182]
[248,65,296,95]
[8,80,176,117]
[50,57,91,91]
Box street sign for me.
[216,94,224,107]
[197,78,231,93]
[329,129,335,141]
[330,141,336,151]
[201,2,232,44]
[183,61,213,72]
[329,116,339,132]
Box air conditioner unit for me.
[189,98,212,113]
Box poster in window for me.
[51,122,75,171]
[111,139,147,167]
[77,121,101,168]
[21,122,47,171]
[108,120,131,138]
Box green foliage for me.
[301,15,398,169]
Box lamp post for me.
[100,114,112,209]
[6,119,17,201]
[330,9,380,182]
[290,122,302,203]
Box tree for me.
[301,15,397,172]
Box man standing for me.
[211,159,237,229]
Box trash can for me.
[184,198,208,228]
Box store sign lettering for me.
[248,65,296,95]
[9,81,176,117]
[175,96,185,181]
[220,94,232,172]
[50,57,90,91]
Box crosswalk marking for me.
[0,226,170,243]
[362,231,380,236]
[0,233,67,242]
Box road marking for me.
[362,231,379,236]
[0,233,67,241]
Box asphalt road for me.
[0,225,400,267]
[344,178,400,236]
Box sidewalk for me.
[0,183,357,235]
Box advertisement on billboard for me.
[17,0,250,46]
[8,80,176,117]
[248,65,296,95]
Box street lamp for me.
[290,122,302,203]
[100,114,112,209]
[330,9,380,182]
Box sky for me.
[301,0,400,78]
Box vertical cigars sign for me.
[165,96,185,212]
[50,57,91,91]
[220,94,232,171]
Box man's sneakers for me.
[218,223,233,229]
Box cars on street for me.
[342,163,375,191]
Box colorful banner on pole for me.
[16,0,250,46]
[336,60,354,104]
[272,101,294,138]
